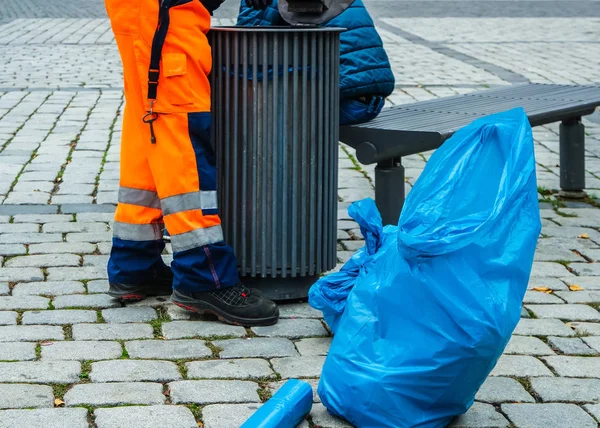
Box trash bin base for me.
[243,275,319,302]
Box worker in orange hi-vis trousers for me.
[104,0,279,326]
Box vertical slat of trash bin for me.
[281,32,289,279]
[210,28,341,300]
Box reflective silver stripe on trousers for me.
[119,187,161,209]
[171,225,224,252]
[161,191,218,216]
[113,221,164,241]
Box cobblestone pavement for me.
[1,1,600,427]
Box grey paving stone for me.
[66,232,112,243]
[271,356,326,379]
[555,290,600,303]
[169,380,260,404]
[531,378,600,403]
[73,323,153,340]
[12,281,85,296]
[77,212,115,222]
[503,336,554,356]
[3,193,51,205]
[584,404,600,422]
[523,290,565,304]
[22,310,96,325]
[252,319,328,339]
[528,277,569,291]
[0,361,80,383]
[201,403,262,428]
[64,382,165,406]
[186,359,274,380]
[162,321,246,339]
[0,312,17,326]
[42,340,122,361]
[94,405,197,428]
[447,402,510,427]
[0,384,53,409]
[0,224,39,234]
[0,206,57,215]
[513,318,575,336]
[569,263,600,276]
[0,245,26,256]
[544,356,600,377]
[0,268,44,283]
[475,377,535,404]
[0,325,64,342]
[0,233,62,245]
[547,336,597,355]
[215,338,299,359]
[53,294,119,309]
[279,303,324,319]
[83,255,109,267]
[583,336,600,353]
[96,242,112,255]
[530,262,574,277]
[501,403,597,428]
[91,360,182,383]
[28,242,96,255]
[46,266,108,281]
[128,296,170,308]
[0,343,36,361]
[0,296,48,311]
[267,378,321,404]
[52,195,94,204]
[12,214,72,223]
[295,337,332,356]
[310,403,355,428]
[166,304,201,321]
[526,304,600,321]
[0,284,7,297]
[490,355,554,377]
[87,279,109,293]
[126,339,211,360]
[0,408,88,428]
[102,307,157,323]
[569,321,600,336]
[43,222,108,233]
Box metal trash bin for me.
[209,27,342,301]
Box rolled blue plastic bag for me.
[316,108,541,427]
[240,379,313,428]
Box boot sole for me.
[171,292,279,327]
[107,286,171,303]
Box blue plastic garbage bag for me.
[313,108,541,427]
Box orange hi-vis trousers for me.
[105,0,239,292]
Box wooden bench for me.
[339,83,600,225]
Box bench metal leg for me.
[559,117,586,198]
[375,158,405,226]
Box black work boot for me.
[171,284,279,327]
[107,267,173,302]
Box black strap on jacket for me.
[147,0,174,102]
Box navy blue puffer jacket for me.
[236,0,395,125]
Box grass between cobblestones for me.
[51,384,71,401]
[35,343,41,359]
[119,342,129,359]
[96,310,105,323]
[185,403,203,422]
[63,325,73,340]
[79,360,92,382]
[205,342,223,358]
